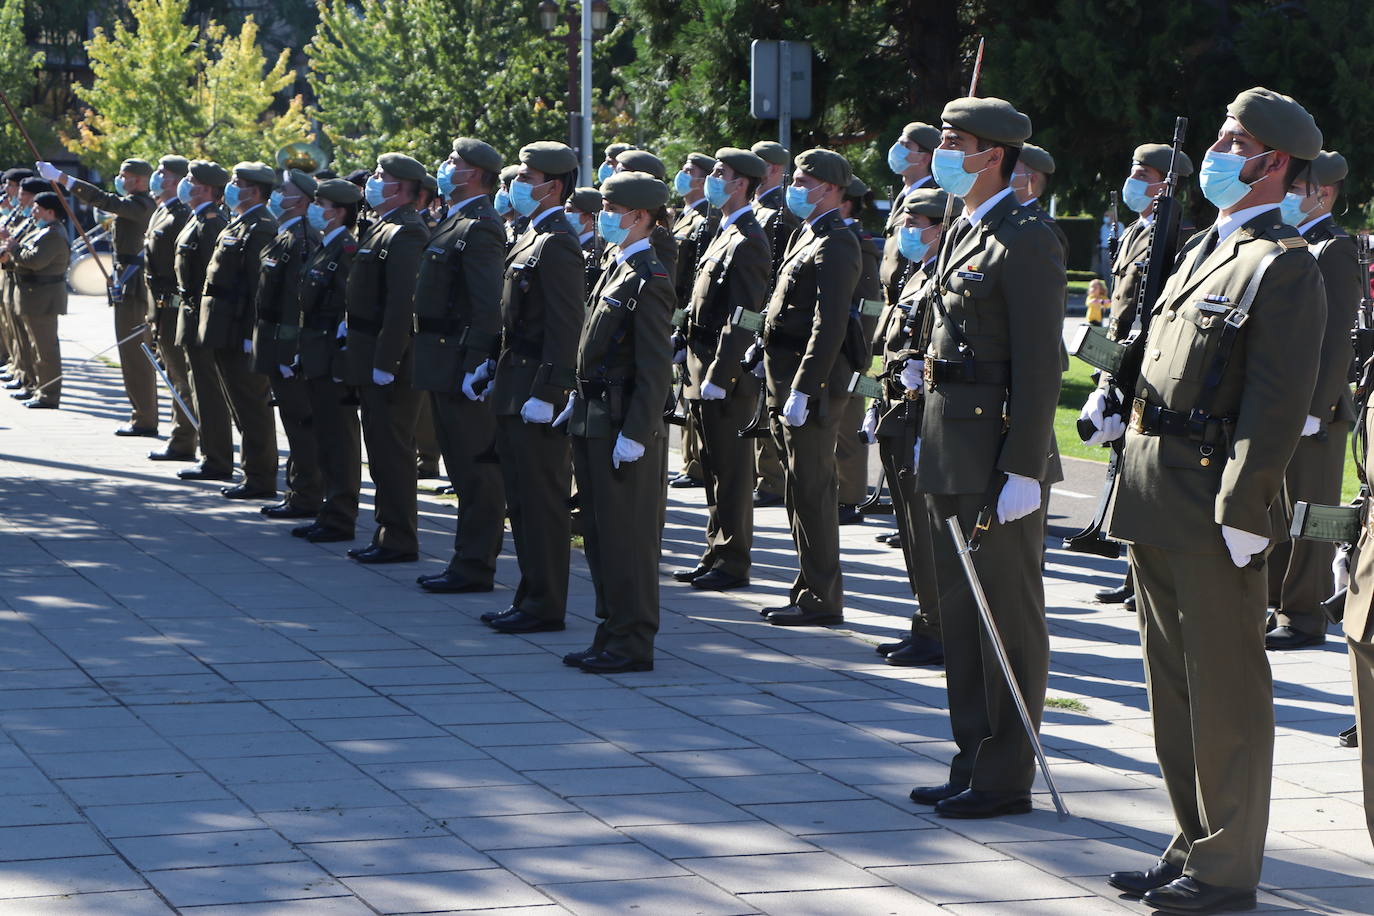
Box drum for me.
[68,250,113,297]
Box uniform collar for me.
[721,203,753,230]
[965,186,1015,226]
[806,207,839,229]
[578,229,594,246]
[1214,203,1278,244]
[530,206,561,228]
[614,237,652,265]
[1298,212,1333,236]
[278,215,302,233]
[194,200,215,216]
[322,225,346,247]
[449,194,486,218]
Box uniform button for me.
[1150,349,1161,360]
[1167,311,1177,321]
[819,382,826,388]
[1200,457,1211,467]
[974,407,983,415]
[935,320,943,327]
[963,290,971,297]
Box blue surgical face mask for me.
[673,170,694,196]
[597,162,614,184]
[437,162,455,198]
[597,209,629,247]
[887,141,913,176]
[364,175,387,209]
[224,183,243,210]
[510,178,549,216]
[897,225,934,262]
[307,202,329,232]
[1279,192,1312,227]
[494,188,512,215]
[931,147,990,197]
[785,184,817,220]
[704,175,730,208]
[176,177,193,206]
[1121,176,1154,214]
[114,176,127,196]
[1198,149,1272,211]
[149,172,165,196]
[267,189,286,219]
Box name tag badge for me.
[956,269,984,282]
[426,246,446,255]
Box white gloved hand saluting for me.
[996,472,1042,525]
[860,404,879,444]
[781,390,810,427]
[900,358,924,393]
[462,360,493,401]
[372,368,394,386]
[552,393,575,427]
[700,380,727,400]
[1301,415,1322,437]
[612,433,645,468]
[1080,387,1126,446]
[520,397,554,424]
[1221,525,1269,568]
[36,161,64,184]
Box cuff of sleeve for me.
[1215,496,1273,543]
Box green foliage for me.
[67,0,309,176]
[0,0,44,164]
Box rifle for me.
[738,195,791,439]
[1104,191,1120,297]
[1063,116,1188,557]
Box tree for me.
[0,0,45,165]
[66,0,310,176]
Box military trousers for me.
[211,347,278,492]
[1268,422,1349,635]
[358,379,421,553]
[153,306,198,456]
[18,310,60,406]
[926,488,1049,793]
[573,430,666,663]
[414,395,443,477]
[431,391,505,587]
[184,344,233,475]
[689,384,757,579]
[755,433,785,497]
[679,407,704,480]
[272,372,322,512]
[1131,542,1273,888]
[877,431,941,639]
[114,284,158,429]
[771,397,845,615]
[1349,637,1374,845]
[5,287,35,390]
[836,395,871,506]
[496,416,571,622]
[304,376,360,536]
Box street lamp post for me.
[539,0,609,187]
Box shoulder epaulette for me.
[1276,235,1308,250]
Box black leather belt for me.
[347,314,383,336]
[303,312,341,331]
[924,358,1010,386]
[416,316,464,336]
[764,328,807,351]
[505,334,542,359]
[257,309,282,324]
[20,274,64,286]
[578,377,627,399]
[1129,397,1233,444]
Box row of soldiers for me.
[0,173,72,407]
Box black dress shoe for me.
[352,545,418,564]
[9,390,32,400]
[418,572,493,594]
[1265,625,1325,650]
[22,398,57,409]
[416,464,441,478]
[1094,582,1134,604]
[766,605,844,627]
[222,484,278,500]
[178,465,234,481]
[935,788,1032,819]
[886,636,944,667]
[669,474,702,489]
[672,566,709,583]
[579,651,653,673]
[691,570,749,591]
[4,379,25,390]
[1107,859,1184,897]
[753,489,783,507]
[114,424,158,437]
[1142,877,1256,913]
[306,527,353,543]
[261,500,318,519]
[876,638,909,656]
[562,647,600,667]
[837,503,863,525]
[909,782,967,806]
[149,448,197,462]
[874,529,897,543]
[480,606,518,624]
[883,532,902,548]
[1338,722,1358,747]
[292,523,318,538]
[488,610,565,633]
[1123,594,1136,611]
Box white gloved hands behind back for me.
[996,473,1042,525]
[612,433,645,468]
[1221,525,1269,568]
[781,390,810,427]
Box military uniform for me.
[200,197,279,494]
[7,217,69,405]
[1106,216,1153,340]
[1341,407,1374,845]
[65,168,158,430]
[881,181,935,308]
[0,199,39,394]
[174,193,232,477]
[144,189,195,456]
[684,199,772,581]
[672,196,719,484]
[836,215,882,508]
[752,182,801,499]
[412,190,507,589]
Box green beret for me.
[941,96,1032,148]
[846,176,869,199]
[33,191,66,219]
[901,121,942,152]
[188,160,229,189]
[420,173,438,193]
[158,155,190,176]
[499,164,520,185]
[605,142,635,160]
[233,161,278,188]
[569,187,603,214]
[20,177,48,195]
[751,141,789,166]
[686,152,716,174]
[519,141,578,177]
[2,168,33,183]
[616,148,666,180]
[451,137,502,175]
[377,152,427,182]
[1226,87,1321,161]
[119,158,154,177]
[1309,150,1348,187]
[1018,143,1055,175]
[714,147,766,180]
[793,148,851,188]
[1133,143,1195,178]
[283,169,318,198]
[900,187,951,219]
[600,171,668,211]
[315,178,362,206]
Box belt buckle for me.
[1224,308,1248,329]
[1129,397,1146,433]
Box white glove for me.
[860,404,879,444]
[745,342,766,379]
[912,437,921,474]
[996,472,1042,525]
[1221,525,1269,568]
[1080,388,1126,446]
[242,339,253,354]
[1334,545,1352,592]
[372,368,394,386]
[553,393,575,427]
[36,161,63,183]
[781,390,810,427]
[672,347,687,365]
[900,358,924,392]
[462,360,493,401]
[1301,415,1322,437]
[278,364,294,379]
[521,397,554,424]
[701,381,727,401]
[612,433,645,468]
[336,320,347,340]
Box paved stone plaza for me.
[0,296,1369,914]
